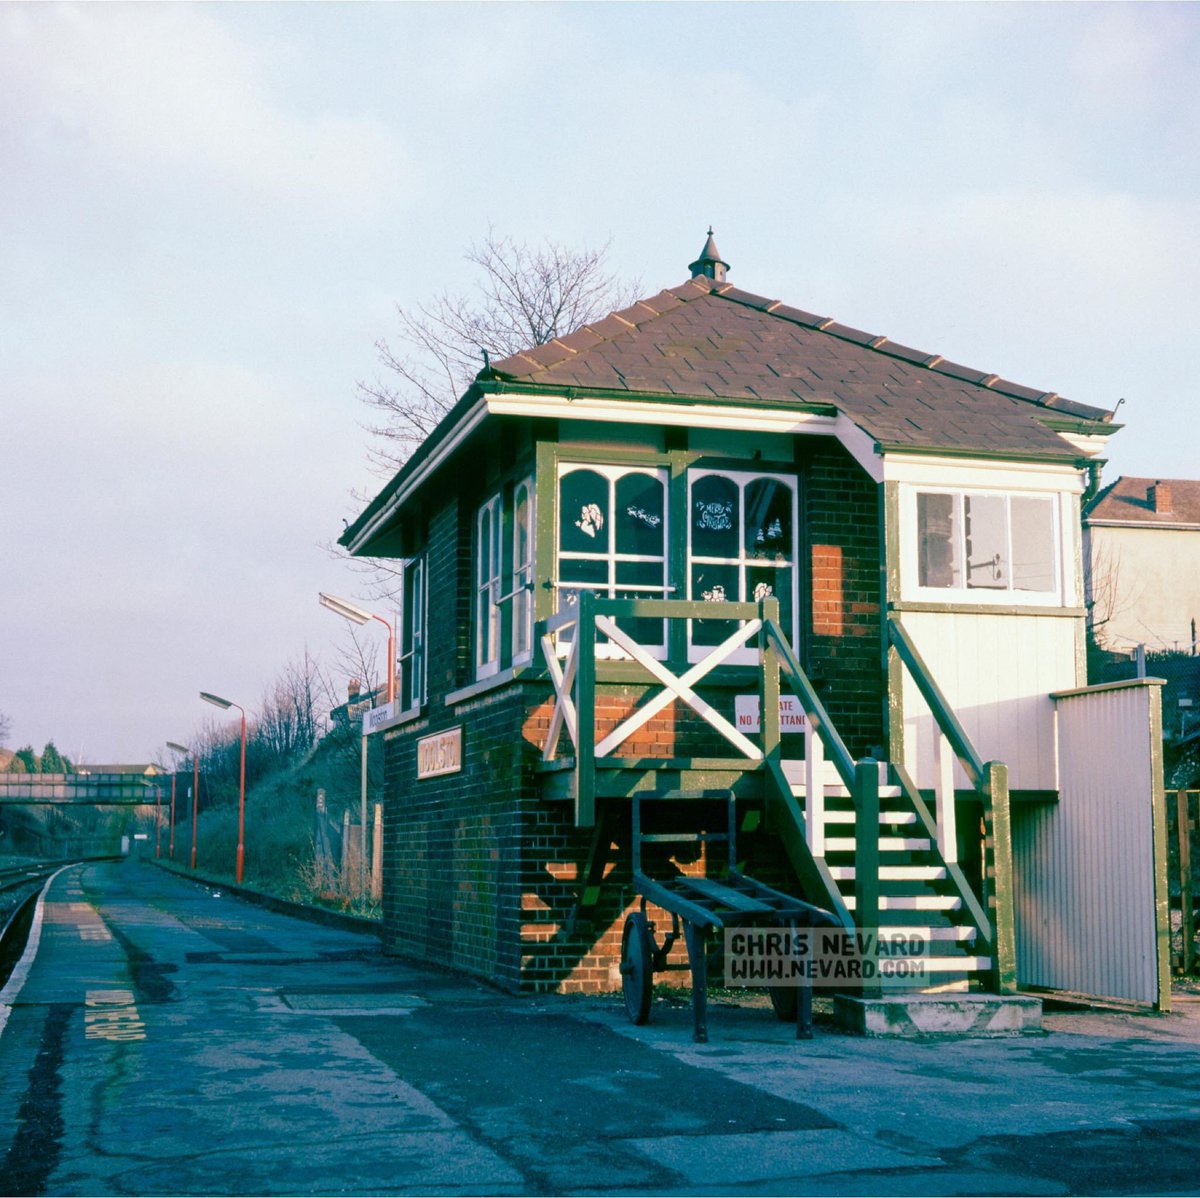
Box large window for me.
[912,488,1060,601]
[398,554,427,711]
[476,494,503,677]
[473,477,535,680]
[688,469,797,657]
[557,464,668,654]
[511,478,534,663]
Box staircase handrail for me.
[761,615,857,792]
[887,616,985,788]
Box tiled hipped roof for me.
[487,277,1112,459]
[1087,477,1200,527]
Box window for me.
[557,464,668,654]
[476,494,502,677]
[398,555,427,711]
[472,478,535,680]
[512,478,534,663]
[913,488,1060,601]
[687,469,797,658]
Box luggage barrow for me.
[619,791,839,1043]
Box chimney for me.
[1149,481,1173,513]
[347,678,361,701]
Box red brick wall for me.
[801,440,885,758]
[378,441,885,994]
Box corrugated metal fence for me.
[1012,678,1170,1009]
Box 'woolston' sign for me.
[417,727,463,779]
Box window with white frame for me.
[687,468,798,657]
[475,494,503,676]
[557,463,669,654]
[910,488,1060,602]
[511,477,534,663]
[472,479,535,680]
[398,554,427,711]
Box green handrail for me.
[887,616,985,788]
[762,618,857,791]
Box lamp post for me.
[154,782,162,858]
[318,592,395,704]
[200,692,247,884]
[319,591,395,899]
[167,741,199,871]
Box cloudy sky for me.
[2,2,1197,762]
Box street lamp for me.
[318,592,395,705]
[319,591,395,900]
[200,691,247,884]
[167,741,199,871]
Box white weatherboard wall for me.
[1012,679,1169,1008]
[900,611,1080,791]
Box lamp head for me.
[166,741,190,755]
[199,691,233,710]
[319,591,372,625]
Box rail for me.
[887,615,1013,992]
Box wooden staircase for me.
[535,593,1016,996]
[782,759,991,986]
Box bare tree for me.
[0,711,10,746]
[358,230,640,473]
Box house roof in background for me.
[488,275,1115,458]
[1086,476,1200,528]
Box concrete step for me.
[835,993,1043,1038]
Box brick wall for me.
[802,440,885,758]
[378,438,885,994]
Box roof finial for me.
[689,227,729,283]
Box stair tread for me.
[825,837,931,852]
[828,865,948,882]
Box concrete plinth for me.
[835,993,1043,1038]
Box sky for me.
[2,2,1198,762]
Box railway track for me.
[0,860,87,989]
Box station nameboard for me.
[417,726,463,779]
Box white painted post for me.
[934,730,958,863]
[805,722,826,857]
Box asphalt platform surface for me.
[1,858,1198,1196]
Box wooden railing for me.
[533,598,1016,989]
[887,616,1013,993]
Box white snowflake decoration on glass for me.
[753,581,774,602]
[575,503,605,538]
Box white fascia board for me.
[833,413,884,482]
[1055,431,1112,458]
[882,454,1086,494]
[484,392,840,438]
[346,399,488,555]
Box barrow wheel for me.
[769,986,798,1021]
[621,912,653,1025]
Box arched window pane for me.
[744,478,793,561]
[691,474,739,558]
[559,469,610,554]
[615,472,665,557]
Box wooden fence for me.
[1168,789,1199,974]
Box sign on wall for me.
[363,701,398,735]
[417,727,463,779]
[734,694,808,733]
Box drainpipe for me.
[1081,460,1104,509]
